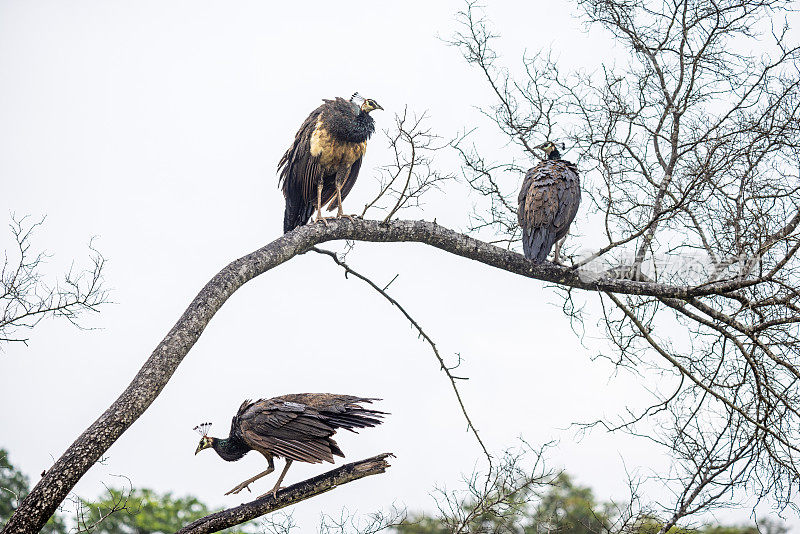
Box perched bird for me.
[278,93,383,233]
[194,393,385,499]
[517,141,581,262]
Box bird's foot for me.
[314,216,335,226]
[258,486,285,500]
[336,213,360,222]
[224,482,252,496]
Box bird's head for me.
[193,423,213,455]
[360,98,383,113]
[536,141,565,160]
[351,92,383,113]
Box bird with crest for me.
[517,141,581,262]
[194,393,385,499]
[278,93,383,233]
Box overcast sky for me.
[1,1,795,531]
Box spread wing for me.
[278,106,325,233]
[235,394,386,464]
[518,160,581,262]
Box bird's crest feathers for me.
[194,423,212,437]
[350,92,365,106]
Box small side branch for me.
[175,453,393,534]
[1,214,108,347]
[361,108,454,222]
[311,247,492,467]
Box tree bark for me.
[175,453,393,534]
[2,218,746,534]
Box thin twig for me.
[311,246,493,467]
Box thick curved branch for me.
[1,218,766,534]
[175,453,393,534]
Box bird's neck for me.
[548,149,561,160]
[211,436,250,462]
[351,111,376,141]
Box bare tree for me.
[1,215,108,347]
[4,0,800,532]
[450,0,800,529]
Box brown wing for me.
[272,393,386,432]
[278,106,327,233]
[237,398,342,464]
[236,394,385,464]
[551,164,581,242]
[517,160,581,262]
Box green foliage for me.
[700,527,757,534]
[78,487,255,534]
[2,447,252,534]
[395,473,777,534]
[0,448,68,534]
[394,516,452,534]
[700,519,787,534]
[79,488,211,534]
[0,449,29,526]
[395,472,611,534]
[0,449,28,525]
[528,473,611,534]
[631,516,697,534]
[633,516,786,534]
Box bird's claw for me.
[257,486,285,500]
[224,483,251,496]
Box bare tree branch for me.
[175,453,393,534]
[361,109,454,222]
[1,214,109,347]
[7,217,794,533]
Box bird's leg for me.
[258,459,293,500]
[314,180,332,225]
[335,182,345,218]
[553,237,566,265]
[334,180,357,222]
[224,457,275,496]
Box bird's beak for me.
[535,142,549,150]
[195,444,203,455]
[375,103,384,111]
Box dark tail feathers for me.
[283,196,315,234]
[522,227,557,263]
[323,406,387,433]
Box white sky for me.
[0,1,795,531]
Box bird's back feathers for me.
[518,159,581,262]
[232,393,385,464]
